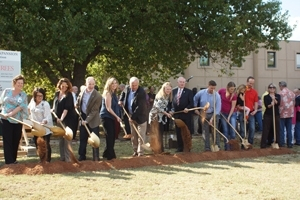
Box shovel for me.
[220,113,250,149]
[51,112,73,141]
[173,102,210,114]
[271,104,279,149]
[210,90,219,152]
[122,106,152,152]
[0,113,46,137]
[29,119,65,137]
[75,108,100,148]
[120,121,131,139]
[242,93,251,148]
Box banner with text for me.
[0,50,21,96]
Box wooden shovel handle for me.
[122,106,146,144]
[51,111,66,129]
[203,118,229,143]
[0,113,32,128]
[74,108,91,136]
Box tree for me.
[0,0,293,93]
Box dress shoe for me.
[78,156,86,161]
[287,145,293,148]
[294,143,300,146]
[175,149,183,152]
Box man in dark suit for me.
[119,77,148,156]
[76,77,102,161]
[172,76,194,152]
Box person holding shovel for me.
[100,77,121,160]
[194,80,221,151]
[76,77,102,161]
[149,82,173,153]
[28,87,53,162]
[118,77,148,157]
[0,74,28,165]
[218,81,237,150]
[52,78,76,162]
[261,83,281,148]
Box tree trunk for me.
[72,62,87,88]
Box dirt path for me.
[0,147,295,175]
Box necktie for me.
[177,89,182,105]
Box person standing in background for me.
[0,75,28,164]
[72,86,79,140]
[255,96,263,133]
[294,88,300,145]
[278,81,295,148]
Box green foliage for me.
[0,0,293,89]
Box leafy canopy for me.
[0,0,293,96]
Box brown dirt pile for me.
[0,148,294,175]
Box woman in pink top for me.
[218,82,237,150]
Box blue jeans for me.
[295,121,300,144]
[280,118,292,147]
[255,111,263,132]
[239,112,255,144]
[220,112,237,150]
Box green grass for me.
[0,132,300,200]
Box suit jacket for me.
[119,86,147,124]
[172,87,193,119]
[77,89,102,128]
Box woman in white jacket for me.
[28,88,53,162]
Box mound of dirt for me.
[0,148,294,175]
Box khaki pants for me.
[130,121,147,155]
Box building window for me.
[267,52,276,68]
[199,52,210,67]
[296,53,300,69]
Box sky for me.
[281,0,300,41]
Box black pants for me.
[102,117,116,160]
[78,113,100,159]
[33,134,52,162]
[123,115,131,135]
[2,119,22,164]
[261,114,280,148]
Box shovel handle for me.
[51,111,66,130]
[173,102,210,114]
[122,106,146,144]
[220,113,244,140]
[0,113,32,128]
[74,108,92,136]
[203,118,229,143]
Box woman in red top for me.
[218,82,237,150]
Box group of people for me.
[0,74,299,165]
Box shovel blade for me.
[142,143,152,152]
[271,142,279,149]
[211,145,219,152]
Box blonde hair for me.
[155,82,173,101]
[102,77,118,96]
[237,84,246,94]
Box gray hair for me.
[279,81,287,87]
[129,77,139,84]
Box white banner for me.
[0,50,21,96]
